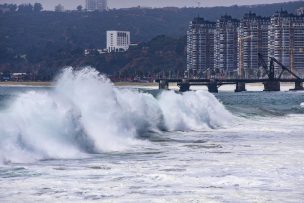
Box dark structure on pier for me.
[156,54,304,93]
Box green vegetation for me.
[0,1,303,80]
[82,35,187,79]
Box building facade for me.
[185,9,304,79]
[238,13,270,78]
[214,15,239,77]
[107,31,131,52]
[186,17,216,78]
[268,11,304,75]
[296,7,304,16]
[86,0,107,11]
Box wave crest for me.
[0,67,234,164]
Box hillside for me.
[0,1,303,80]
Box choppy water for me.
[0,68,304,202]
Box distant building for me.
[268,10,304,75]
[238,12,270,78]
[0,72,11,81]
[186,17,216,78]
[84,49,107,55]
[11,73,27,81]
[107,31,131,52]
[0,72,28,81]
[296,7,304,16]
[86,0,107,11]
[214,15,239,76]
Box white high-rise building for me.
[268,11,304,75]
[214,15,239,76]
[107,31,131,52]
[186,17,216,78]
[86,0,107,11]
[238,12,270,78]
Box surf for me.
[0,67,234,164]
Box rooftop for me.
[191,17,216,25]
[243,12,270,20]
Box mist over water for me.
[0,67,234,164]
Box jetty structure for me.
[156,54,304,93]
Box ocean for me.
[0,68,303,202]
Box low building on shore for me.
[84,49,107,55]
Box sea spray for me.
[158,90,233,131]
[0,67,234,164]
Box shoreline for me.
[0,81,53,87]
[0,81,158,87]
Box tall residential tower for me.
[238,12,270,78]
[214,15,239,77]
[186,17,215,78]
[268,11,304,75]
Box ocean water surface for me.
[0,68,303,202]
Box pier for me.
[156,54,304,93]
[156,78,304,93]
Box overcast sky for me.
[0,0,299,10]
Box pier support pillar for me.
[178,79,190,92]
[263,81,280,91]
[235,82,246,92]
[290,81,304,91]
[208,80,218,93]
[159,80,169,90]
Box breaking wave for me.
[0,68,234,164]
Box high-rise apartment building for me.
[185,10,304,79]
[238,12,270,78]
[186,17,215,78]
[214,15,239,76]
[268,11,304,75]
[107,31,130,52]
[86,0,107,11]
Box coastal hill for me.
[0,1,303,80]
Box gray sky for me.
[0,0,299,10]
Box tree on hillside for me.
[77,5,83,12]
[54,4,64,12]
[0,4,17,12]
[33,3,43,12]
[9,4,17,12]
[18,4,33,12]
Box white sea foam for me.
[0,67,234,164]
